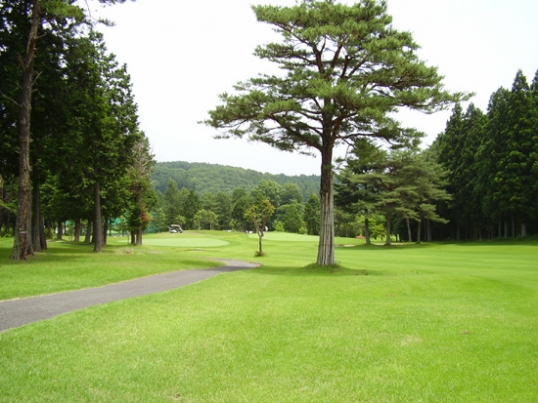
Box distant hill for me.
[152,161,320,200]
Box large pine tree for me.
[205,0,459,265]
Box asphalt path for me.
[0,260,258,333]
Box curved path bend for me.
[0,260,258,333]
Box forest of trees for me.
[433,70,538,240]
[152,176,322,236]
[0,0,155,258]
[1,1,537,263]
[152,161,320,198]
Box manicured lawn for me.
[0,235,222,300]
[1,233,537,401]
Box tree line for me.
[1,0,155,259]
[3,0,534,265]
[432,70,538,240]
[153,178,321,236]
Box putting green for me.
[142,238,229,247]
[248,232,319,242]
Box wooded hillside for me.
[152,161,320,200]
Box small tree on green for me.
[244,199,275,256]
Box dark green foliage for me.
[336,141,450,244]
[276,200,304,233]
[184,190,201,229]
[281,183,304,205]
[163,179,181,226]
[434,69,538,239]
[152,161,320,197]
[304,193,321,235]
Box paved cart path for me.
[0,260,258,333]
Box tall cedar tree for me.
[205,0,459,265]
[6,0,132,260]
[62,31,140,252]
[126,135,156,246]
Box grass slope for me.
[1,233,537,401]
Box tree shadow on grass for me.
[250,263,375,277]
[0,240,139,266]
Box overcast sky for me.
[95,0,538,176]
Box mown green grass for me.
[0,235,222,300]
[1,233,537,402]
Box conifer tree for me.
[205,0,459,265]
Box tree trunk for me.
[385,211,392,246]
[136,227,143,246]
[426,219,432,242]
[103,218,108,245]
[74,218,81,242]
[93,182,104,252]
[316,148,335,266]
[258,231,263,255]
[521,223,527,237]
[46,220,53,239]
[11,0,40,261]
[364,217,371,245]
[31,179,46,252]
[416,219,422,244]
[405,216,412,242]
[84,219,92,243]
[57,221,63,240]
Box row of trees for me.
[1,0,156,259]
[6,0,533,266]
[156,178,321,236]
[434,70,538,240]
[335,139,450,245]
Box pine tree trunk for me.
[426,219,432,242]
[385,211,392,246]
[316,150,335,266]
[405,216,412,242]
[93,182,104,253]
[11,0,40,261]
[416,219,422,244]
